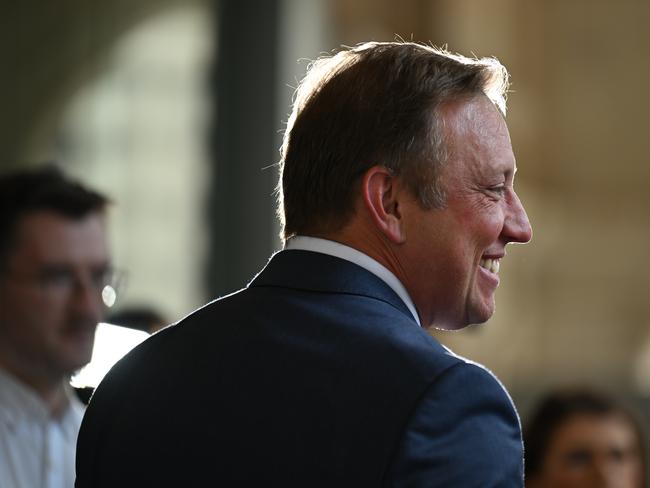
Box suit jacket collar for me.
[249,250,415,322]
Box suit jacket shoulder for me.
[387,359,524,487]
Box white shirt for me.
[0,368,84,488]
[285,236,421,325]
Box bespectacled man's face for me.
[398,95,532,329]
[0,211,110,381]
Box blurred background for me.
[2,0,649,423]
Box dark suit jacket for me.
[76,250,524,487]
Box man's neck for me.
[0,357,70,417]
[285,235,421,325]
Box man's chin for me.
[470,312,493,325]
[429,316,480,331]
[59,348,94,375]
[466,300,495,326]
[424,298,495,330]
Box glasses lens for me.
[101,268,126,307]
[102,285,117,307]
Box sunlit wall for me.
[51,5,212,321]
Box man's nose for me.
[504,190,532,244]
[70,275,105,322]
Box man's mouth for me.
[479,258,500,274]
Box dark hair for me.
[524,388,647,483]
[279,41,509,241]
[0,164,109,267]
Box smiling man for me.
[77,42,532,487]
[0,166,112,488]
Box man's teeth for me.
[480,258,500,274]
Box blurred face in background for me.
[529,412,644,488]
[0,211,110,384]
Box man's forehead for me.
[442,96,510,140]
[440,96,515,172]
[11,210,109,265]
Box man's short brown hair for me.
[0,164,109,269]
[279,41,509,241]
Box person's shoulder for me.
[370,319,468,377]
[387,356,524,487]
[395,344,520,429]
[438,351,516,401]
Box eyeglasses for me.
[2,265,126,307]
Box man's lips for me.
[63,321,98,342]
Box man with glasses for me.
[0,165,113,488]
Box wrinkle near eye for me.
[470,190,498,211]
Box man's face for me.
[398,95,532,329]
[0,211,110,380]
[532,413,644,488]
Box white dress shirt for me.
[285,236,421,325]
[0,368,84,488]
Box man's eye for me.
[565,449,592,467]
[91,269,110,288]
[41,269,75,287]
[609,448,629,463]
[488,185,506,195]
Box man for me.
[0,166,113,488]
[77,41,532,486]
[524,389,646,488]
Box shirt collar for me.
[285,236,421,325]
[0,367,84,440]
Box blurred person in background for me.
[524,388,646,488]
[77,41,531,487]
[0,165,113,488]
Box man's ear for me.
[361,166,406,244]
